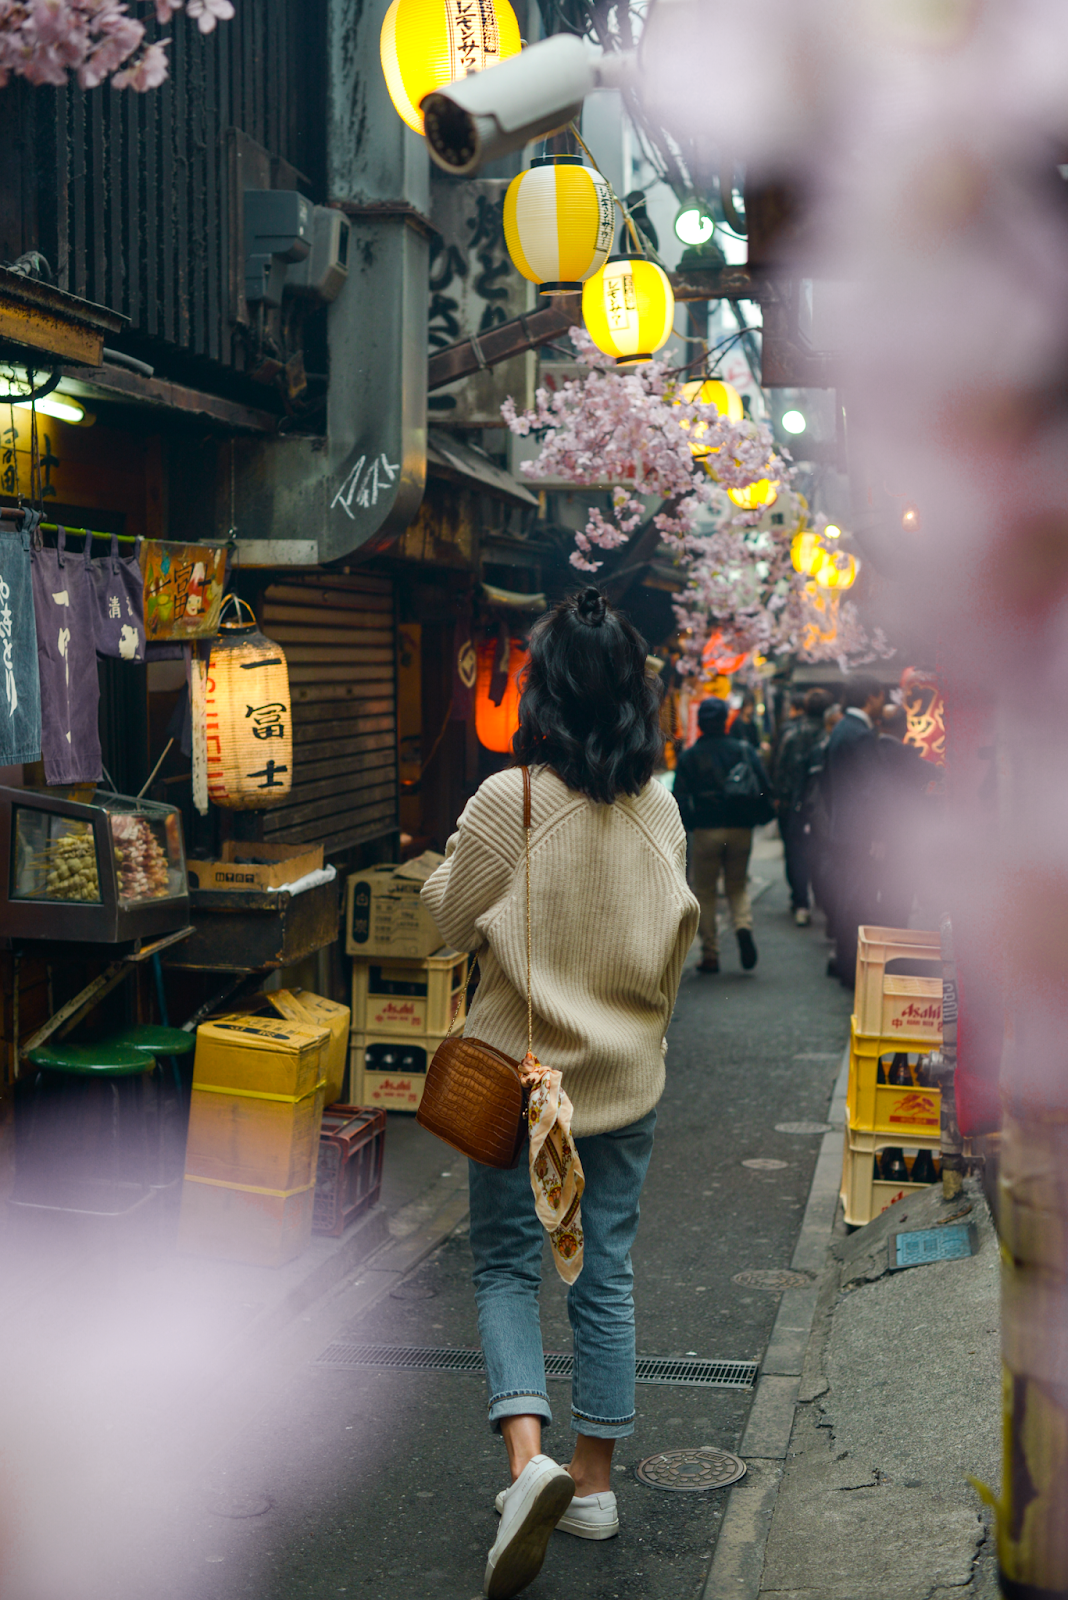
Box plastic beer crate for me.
[847,1019,942,1141]
[313,1104,386,1236]
[854,926,942,1038]
[348,1031,447,1113]
[840,1111,941,1227]
[350,947,467,1037]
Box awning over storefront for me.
[427,429,539,510]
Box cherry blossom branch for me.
[0,0,234,93]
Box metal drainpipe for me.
[232,0,428,564]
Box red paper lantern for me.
[475,639,528,753]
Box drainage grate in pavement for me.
[732,1268,815,1291]
[636,1447,747,1492]
[315,1344,758,1389]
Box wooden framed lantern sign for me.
[204,597,293,809]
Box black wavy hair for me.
[512,587,663,804]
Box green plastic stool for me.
[19,1041,155,1212]
[105,1027,196,1188]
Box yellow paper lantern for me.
[814,550,858,590]
[205,598,293,810]
[582,255,675,367]
[791,530,826,575]
[380,0,522,135]
[504,157,614,294]
[728,476,779,511]
[675,378,744,459]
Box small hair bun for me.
[575,586,607,626]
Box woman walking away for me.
[422,588,699,1600]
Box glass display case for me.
[0,787,190,944]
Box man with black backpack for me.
[673,696,774,974]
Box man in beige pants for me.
[672,696,773,974]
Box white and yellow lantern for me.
[582,255,675,367]
[204,598,293,810]
[791,529,826,575]
[504,157,614,294]
[380,0,522,135]
[675,378,744,459]
[728,474,779,511]
[814,549,858,590]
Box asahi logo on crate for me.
[371,1000,422,1027]
[369,1077,420,1108]
[890,999,942,1031]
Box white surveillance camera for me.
[422,35,635,178]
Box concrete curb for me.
[701,1047,849,1600]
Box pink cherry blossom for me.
[504,329,885,669]
[0,0,232,89]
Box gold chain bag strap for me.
[416,767,534,1169]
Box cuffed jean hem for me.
[570,1406,636,1439]
[487,1391,553,1434]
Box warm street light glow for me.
[380,0,521,135]
[902,503,920,531]
[582,256,675,366]
[824,523,842,538]
[15,394,85,424]
[503,157,614,294]
[781,409,807,434]
[674,200,715,246]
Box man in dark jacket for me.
[822,676,887,985]
[772,688,833,926]
[673,696,773,974]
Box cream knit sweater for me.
[421,765,700,1137]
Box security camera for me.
[286,207,350,304]
[421,35,636,178]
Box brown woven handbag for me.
[416,767,534,1169]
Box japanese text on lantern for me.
[605,273,637,332]
[245,701,287,740]
[446,0,498,74]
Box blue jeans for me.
[468,1108,656,1440]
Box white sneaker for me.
[484,1454,574,1599]
[794,907,812,926]
[495,1486,619,1541]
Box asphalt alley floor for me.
[93,846,855,1600]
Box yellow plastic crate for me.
[854,926,941,1036]
[847,1019,942,1140]
[840,1112,941,1227]
[350,949,467,1037]
[348,1030,448,1113]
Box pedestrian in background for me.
[772,688,834,926]
[673,695,774,974]
[802,701,843,934]
[874,703,932,930]
[728,689,761,749]
[422,588,699,1600]
[822,676,887,984]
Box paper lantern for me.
[475,638,528,753]
[582,255,675,367]
[728,476,779,511]
[675,379,744,459]
[380,0,521,135]
[814,550,858,590]
[702,630,747,676]
[504,157,614,294]
[205,599,293,810]
[791,530,826,575]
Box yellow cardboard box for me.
[265,989,350,1106]
[178,1013,329,1266]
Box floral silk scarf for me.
[521,1052,585,1284]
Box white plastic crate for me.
[350,949,467,1037]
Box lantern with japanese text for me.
[582,255,675,367]
[205,598,293,810]
[475,638,528,753]
[380,0,522,135]
[675,379,744,459]
[504,157,614,294]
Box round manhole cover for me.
[775,1121,832,1135]
[742,1158,789,1170]
[636,1447,746,1492]
[732,1268,815,1291]
[207,1489,273,1519]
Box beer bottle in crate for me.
[880,1148,909,1182]
[911,1149,937,1184]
